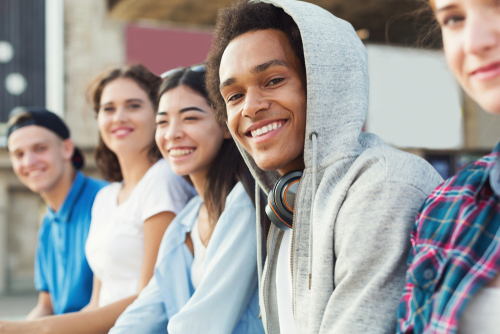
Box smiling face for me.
[434,0,500,113]
[97,78,157,158]
[8,125,73,194]
[155,85,229,180]
[219,29,307,175]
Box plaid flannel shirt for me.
[397,143,500,334]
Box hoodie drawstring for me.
[309,132,318,290]
[255,184,263,318]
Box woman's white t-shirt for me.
[85,158,196,307]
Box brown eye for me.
[268,78,284,86]
[443,14,464,27]
[228,94,244,102]
[35,145,47,152]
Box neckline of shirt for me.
[47,171,87,224]
[115,158,163,208]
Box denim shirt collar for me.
[484,141,500,196]
[45,171,87,224]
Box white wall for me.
[365,44,463,149]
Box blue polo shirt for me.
[34,171,107,315]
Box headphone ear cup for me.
[274,171,302,223]
[265,189,293,231]
[265,171,303,231]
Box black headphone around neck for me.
[265,170,303,231]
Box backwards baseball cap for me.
[7,107,85,169]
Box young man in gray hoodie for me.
[206,0,443,333]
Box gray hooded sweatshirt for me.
[233,0,444,333]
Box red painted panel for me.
[126,24,213,76]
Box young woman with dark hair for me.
[398,1,500,333]
[109,65,266,334]
[0,64,196,334]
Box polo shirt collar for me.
[46,171,87,224]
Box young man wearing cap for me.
[6,108,107,318]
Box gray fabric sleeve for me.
[319,182,427,334]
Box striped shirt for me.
[397,143,500,334]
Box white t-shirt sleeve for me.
[139,159,196,222]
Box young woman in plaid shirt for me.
[397,1,500,333]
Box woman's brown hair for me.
[159,68,270,236]
[87,64,163,182]
[386,0,441,48]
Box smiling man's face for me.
[8,125,70,194]
[219,29,307,175]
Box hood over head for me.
[234,0,369,193]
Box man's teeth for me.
[251,122,282,138]
[169,149,194,157]
[28,170,43,177]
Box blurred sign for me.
[0,0,46,125]
[126,24,213,76]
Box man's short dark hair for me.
[206,0,305,122]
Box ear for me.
[61,138,76,161]
[222,125,232,139]
[224,127,231,139]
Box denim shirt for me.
[110,182,264,334]
[397,142,500,334]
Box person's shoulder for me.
[85,175,109,191]
[91,181,120,206]
[413,153,496,246]
[147,158,173,178]
[224,182,253,208]
[142,159,187,187]
[174,195,202,220]
[444,152,494,188]
[93,180,119,194]
[423,152,495,204]
[140,159,194,199]
[353,135,443,194]
[211,183,256,244]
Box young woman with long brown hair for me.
[398,1,500,333]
